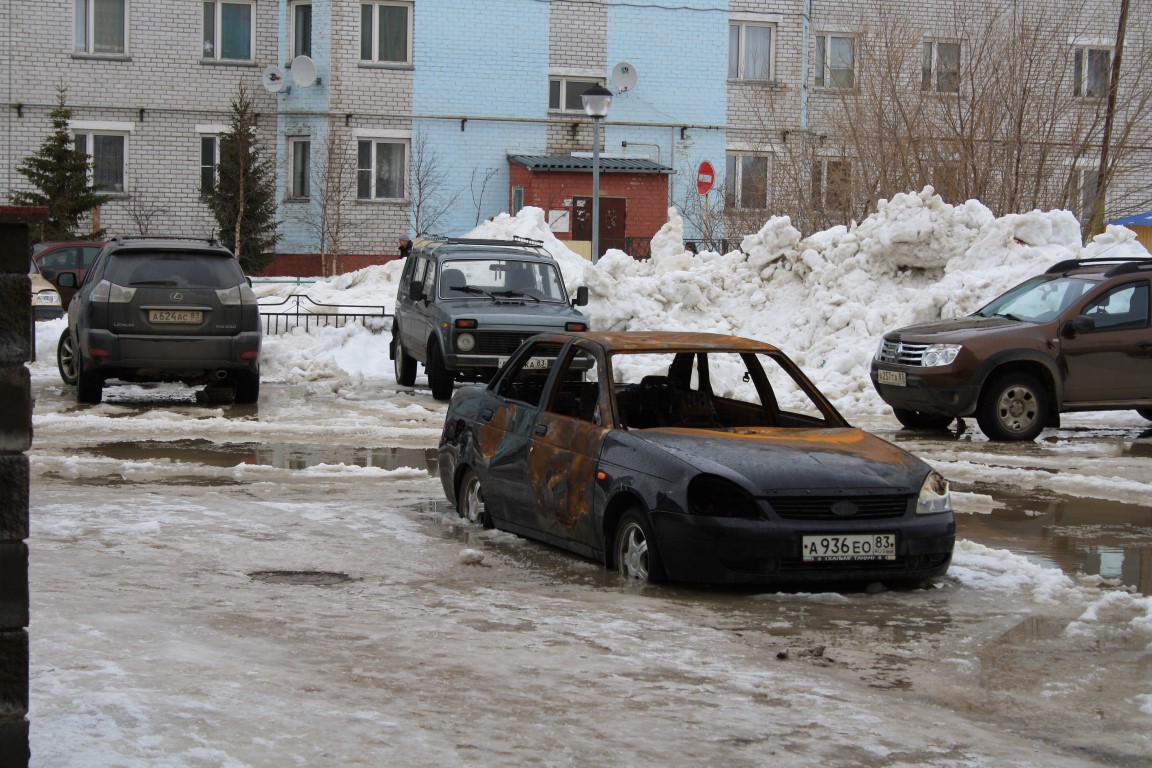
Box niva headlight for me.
[916,471,952,515]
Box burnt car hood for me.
[885,314,1024,342]
[631,427,927,494]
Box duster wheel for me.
[976,373,1047,441]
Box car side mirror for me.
[574,286,589,307]
[408,281,424,301]
[1064,315,1095,338]
[55,271,77,288]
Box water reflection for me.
[79,439,437,472]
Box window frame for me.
[548,76,604,113]
[74,130,128,194]
[356,138,408,201]
[922,40,960,94]
[359,1,413,65]
[724,153,770,211]
[291,2,312,59]
[728,21,775,81]
[814,33,855,90]
[1073,45,1111,98]
[288,137,312,200]
[202,0,256,62]
[74,0,128,56]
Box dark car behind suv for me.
[871,257,1152,440]
[391,236,589,400]
[56,236,262,404]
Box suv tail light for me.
[90,280,137,304]
[216,284,257,306]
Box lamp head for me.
[581,84,613,118]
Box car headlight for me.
[921,344,962,367]
[687,475,761,519]
[456,333,476,352]
[35,290,61,305]
[916,471,952,515]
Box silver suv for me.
[56,236,262,404]
[391,237,589,400]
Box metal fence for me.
[258,294,392,335]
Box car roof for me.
[538,331,784,354]
[1045,257,1152,278]
[417,237,554,262]
[104,236,234,256]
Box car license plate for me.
[498,356,552,370]
[802,533,896,562]
[876,369,906,387]
[149,309,203,324]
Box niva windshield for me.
[439,259,568,303]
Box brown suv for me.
[870,257,1152,440]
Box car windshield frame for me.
[437,257,569,303]
[974,274,1099,323]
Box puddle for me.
[249,570,356,586]
[79,439,438,472]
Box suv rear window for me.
[104,252,245,289]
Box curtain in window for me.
[743,26,772,80]
[93,135,125,192]
[374,142,405,199]
[294,4,312,58]
[376,4,407,62]
[220,2,252,60]
[93,0,125,54]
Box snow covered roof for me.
[1108,211,1152,227]
[508,154,672,174]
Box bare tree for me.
[469,166,499,226]
[124,182,167,236]
[409,131,459,235]
[288,130,359,277]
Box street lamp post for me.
[581,84,613,264]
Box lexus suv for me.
[870,257,1152,440]
[56,236,262,404]
[391,237,589,400]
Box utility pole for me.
[1088,0,1129,238]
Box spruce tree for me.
[203,84,279,274]
[11,86,109,241]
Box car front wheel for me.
[892,408,953,431]
[57,329,78,386]
[613,509,665,583]
[427,341,454,401]
[976,373,1047,441]
[456,468,492,528]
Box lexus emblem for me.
[169,292,184,301]
[830,501,859,517]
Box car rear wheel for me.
[613,509,665,583]
[57,329,78,386]
[976,373,1047,441]
[392,329,416,387]
[75,355,103,404]
[456,468,492,528]
[892,408,953,431]
[427,341,454,401]
[1137,408,1152,422]
[233,370,260,404]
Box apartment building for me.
[2,1,1147,274]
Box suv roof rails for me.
[110,235,224,247]
[418,235,551,257]
[1044,256,1152,275]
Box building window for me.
[75,132,126,193]
[815,34,855,89]
[812,158,851,212]
[357,140,406,199]
[203,1,254,61]
[724,154,769,210]
[1074,47,1111,98]
[289,138,311,199]
[292,3,312,58]
[75,0,127,55]
[922,41,960,93]
[549,77,602,112]
[512,186,524,215]
[360,2,412,64]
[200,136,218,194]
[729,22,773,81]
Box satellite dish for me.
[612,62,637,93]
[261,65,289,93]
[291,55,318,87]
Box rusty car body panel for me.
[439,331,955,586]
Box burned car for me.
[438,331,954,586]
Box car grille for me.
[475,331,540,356]
[767,495,912,520]
[877,340,929,366]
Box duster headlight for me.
[916,471,952,515]
[921,344,962,367]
